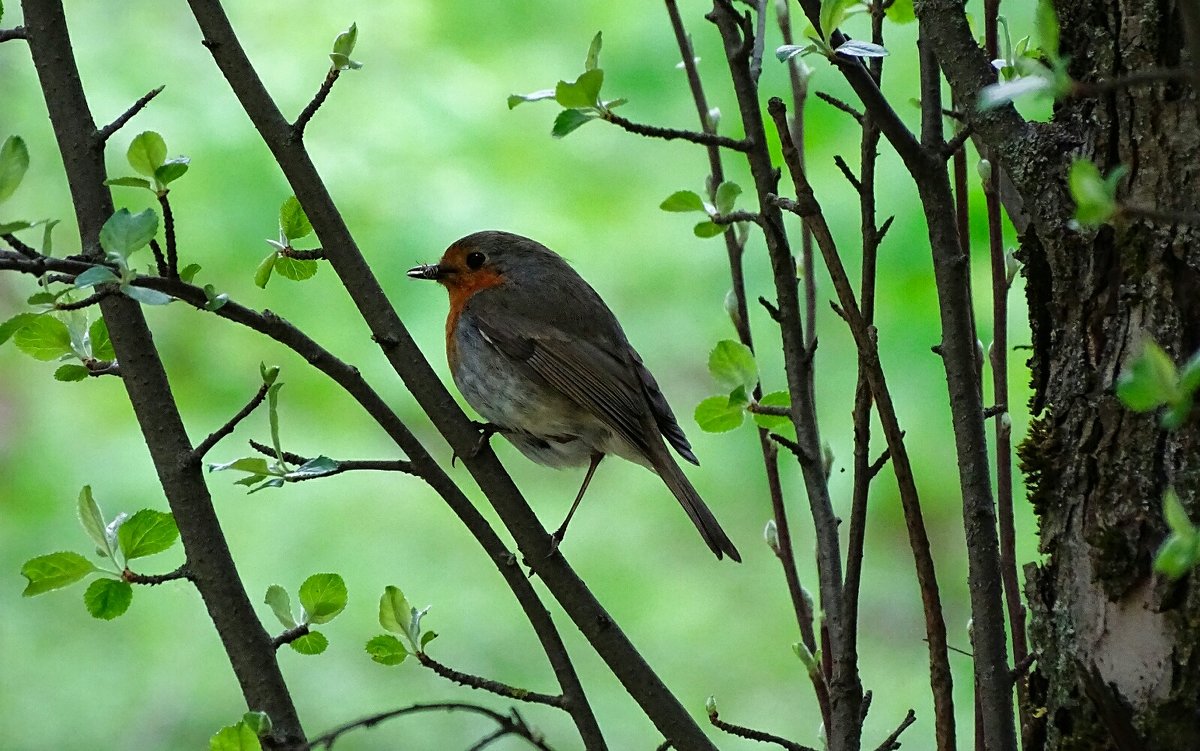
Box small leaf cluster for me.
[1067,158,1128,227]
[508,32,628,138]
[1115,340,1199,430]
[208,365,341,490]
[0,133,57,237]
[257,196,318,288]
[19,486,180,620]
[329,23,362,71]
[264,573,348,655]
[660,181,743,238]
[1155,489,1200,579]
[73,208,175,305]
[1,308,115,381]
[693,340,792,437]
[209,712,271,751]
[775,0,897,64]
[365,585,437,666]
[978,0,1071,110]
[105,130,189,197]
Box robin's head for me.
[407,231,569,294]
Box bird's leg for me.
[452,421,508,467]
[548,452,605,555]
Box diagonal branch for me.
[96,85,165,144]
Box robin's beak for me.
[407,263,444,281]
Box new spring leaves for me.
[695,340,791,437]
[265,573,349,656]
[20,487,180,620]
[508,32,628,138]
[775,0,901,64]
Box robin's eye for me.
[465,251,486,270]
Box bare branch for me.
[417,652,566,708]
[292,702,553,751]
[602,109,752,152]
[293,68,340,141]
[96,86,165,144]
[193,382,271,461]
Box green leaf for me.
[89,317,115,360]
[27,291,58,306]
[378,585,411,634]
[1069,158,1119,226]
[714,182,741,215]
[99,208,158,261]
[74,265,121,289]
[1161,394,1194,430]
[255,252,277,288]
[299,573,347,625]
[693,221,724,238]
[260,362,281,385]
[54,364,89,382]
[884,0,916,24]
[420,630,438,649]
[1036,0,1060,59]
[660,190,706,213]
[154,158,190,188]
[104,176,153,190]
[14,315,72,361]
[209,722,262,751]
[507,90,556,109]
[210,457,273,475]
[1116,341,1179,411]
[555,68,604,109]
[1163,488,1195,536]
[127,131,167,177]
[0,134,30,204]
[694,395,745,433]
[551,109,597,138]
[180,263,202,283]
[708,339,758,392]
[0,313,39,347]
[241,712,272,738]
[273,255,318,282]
[279,196,312,241]
[77,485,110,555]
[752,391,793,433]
[265,585,297,629]
[332,23,358,57]
[204,285,229,311]
[584,31,603,71]
[834,40,890,58]
[819,0,858,39]
[289,630,329,655]
[0,220,34,234]
[84,578,133,620]
[1153,533,1199,579]
[116,509,179,561]
[20,551,96,596]
[366,634,409,665]
[328,52,363,71]
[287,456,339,479]
[122,284,174,306]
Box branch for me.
[872,710,917,751]
[2,232,39,258]
[186,2,691,745]
[96,85,165,144]
[1120,203,1200,225]
[417,652,566,708]
[708,707,818,751]
[124,564,192,585]
[158,193,178,277]
[0,26,28,42]
[272,624,310,650]
[602,110,752,152]
[55,288,112,310]
[281,247,326,260]
[293,702,553,751]
[248,438,415,479]
[20,5,305,745]
[293,68,340,140]
[1070,67,1192,96]
[815,90,864,124]
[192,381,270,461]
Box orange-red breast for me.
[408,231,740,561]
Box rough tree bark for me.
[1018,1,1200,748]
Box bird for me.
[408,230,741,561]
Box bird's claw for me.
[452,421,505,467]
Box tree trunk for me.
[1021,1,1200,748]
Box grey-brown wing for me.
[628,346,698,465]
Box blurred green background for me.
[1,1,1042,748]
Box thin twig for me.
[123,564,191,585]
[941,124,974,160]
[96,86,165,144]
[148,237,168,276]
[750,0,767,83]
[708,709,818,751]
[602,110,752,151]
[272,624,311,650]
[815,90,864,123]
[282,247,326,260]
[293,68,340,141]
[193,382,271,461]
[246,439,415,478]
[712,210,761,225]
[1070,67,1193,96]
[872,710,917,751]
[833,154,863,193]
[417,652,566,708]
[292,702,553,751]
[746,401,790,417]
[2,233,39,258]
[158,193,178,277]
[0,26,29,42]
[55,289,112,310]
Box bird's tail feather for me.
[656,453,741,562]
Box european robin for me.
[408,231,741,561]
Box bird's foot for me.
[451,421,506,467]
